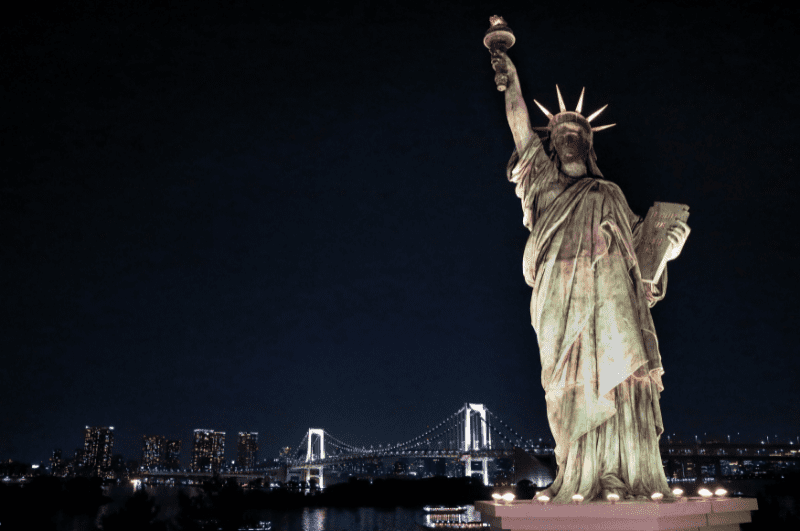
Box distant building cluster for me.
[34,424,262,481]
[142,430,259,473]
[662,442,800,481]
[48,426,118,479]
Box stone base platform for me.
[475,497,758,530]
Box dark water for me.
[262,506,479,531]
[67,480,789,530]
[64,507,426,531]
[87,485,483,531]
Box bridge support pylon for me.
[305,428,325,490]
[305,466,324,490]
[466,457,490,486]
[461,404,491,485]
[284,468,302,484]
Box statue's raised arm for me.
[484,16,534,154]
[491,51,534,155]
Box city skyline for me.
[3,2,798,467]
[23,415,800,471]
[13,417,799,492]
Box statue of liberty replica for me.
[485,17,690,503]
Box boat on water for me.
[418,521,490,529]
[422,505,469,513]
[419,506,488,529]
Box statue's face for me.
[552,123,590,164]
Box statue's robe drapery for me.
[508,135,671,502]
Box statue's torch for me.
[484,15,515,91]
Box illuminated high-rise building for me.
[237,432,258,470]
[210,431,225,471]
[165,439,181,470]
[191,429,225,473]
[142,435,181,470]
[278,446,293,468]
[142,435,166,469]
[83,426,114,477]
[50,449,65,477]
[70,447,86,476]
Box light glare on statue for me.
[492,493,503,501]
[715,488,728,497]
[536,494,550,504]
[502,493,515,503]
[607,493,620,504]
[699,488,713,498]
[571,494,584,504]
[672,488,684,497]
[651,492,664,503]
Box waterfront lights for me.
[502,493,515,503]
[607,493,620,504]
[571,494,584,504]
[714,488,728,497]
[536,494,551,504]
[698,488,713,498]
[651,492,664,503]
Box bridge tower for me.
[463,403,491,451]
[463,403,491,486]
[304,428,325,490]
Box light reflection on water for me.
[268,506,425,531]
[301,507,326,530]
[266,505,482,530]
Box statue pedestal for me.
[475,497,758,530]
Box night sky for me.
[3,0,799,467]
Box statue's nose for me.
[561,133,582,149]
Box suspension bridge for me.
[139,403,800,489]
[283,403,552,489]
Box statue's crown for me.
[532,85,616,135]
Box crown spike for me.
[591,123,616,132]
[587,104,608,123]
[532,99,553,119]
[555,85,566,112]
[576,87,585,114]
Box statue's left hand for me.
[644,282,659,305]
[666,220,690,260]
